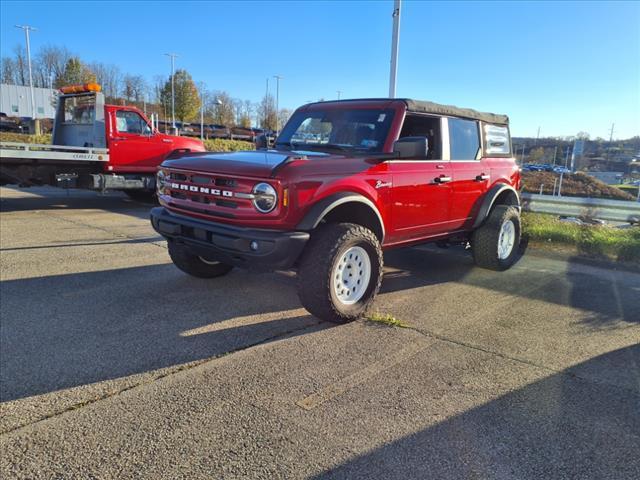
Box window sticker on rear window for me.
[377,114,386,122]
[361,139,378,148]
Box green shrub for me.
[203,138,255,152]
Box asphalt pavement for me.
[1,186,639,479]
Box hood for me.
[161,149,330,178]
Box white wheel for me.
[497,219,516,260]
[331,246,372,305]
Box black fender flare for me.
[296,192,385,240]
[472,184,521,229]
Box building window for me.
[37,107,45,114]
[449,118,480,160]
[11,105,19,113]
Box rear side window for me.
[484,124,511,155]
[449,118,480,160]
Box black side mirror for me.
[393,136,429,159]
[255,134,268,150]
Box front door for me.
[108,109,168,171]
[388,160,453,242]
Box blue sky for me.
[1,0,639,138]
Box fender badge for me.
[375,180,392,189]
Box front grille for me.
[165,170,252,213]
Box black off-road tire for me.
[168,241,233,278]
[297,223,384,323]
[471,205,521,271]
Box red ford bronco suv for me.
[151,99,521,323]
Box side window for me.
[484,124,511,155]
[115,110,150,135]
[398,114,441,159]
[449,118,480,160]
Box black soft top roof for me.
[305,98,509,125]
[404,99,509,125]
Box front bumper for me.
[150,207,309,270]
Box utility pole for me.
[609,123,615,143]
[164,53,178,131]
[273,75,282,133]
[200,86,204,142]
[534,126,540,146]
[265,78,269,130]
[388,0,401,98]
[552,146,557,166]
[15,25,37,123]
[336,90,342,100]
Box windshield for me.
[276,108,395,153]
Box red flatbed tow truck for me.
[0,83,204,196]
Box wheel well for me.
[320,202,384,241]
[493,188,519,208]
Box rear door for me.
[108,109,168,171]
[448,118,489,230]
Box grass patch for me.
[365,312,409,328]
[204,138,255,152]
[522,212,640,264]
[0,132,52,144]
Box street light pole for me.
[15,25,37,120]
[336,90,342,100]
[388,0,401,98]
[164,53,178,131]
[273,75,282,133]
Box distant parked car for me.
[0,113,24,133]
[231,126,256,141]
[205,124,230,139]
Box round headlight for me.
[156,169,167,195]
[252,182,277,213]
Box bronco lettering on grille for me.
[171,183,229,197]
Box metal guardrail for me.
[521,193,640,223]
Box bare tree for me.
[35,45,72,88]
[90,62,122,100]
[1,57,17,84]
[13,45,28,86]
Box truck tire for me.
[297,223,383,323]
[471,205,521,271]
[168,241,233,278]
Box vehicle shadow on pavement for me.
[313,344,640,480]
[0,264,328,403]
[0,186,151,220]
[381,246,639,326]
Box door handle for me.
[162,139,173,143]
[475,173,490,181]
[434,175,452,184]
[112,136,127,141]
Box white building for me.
[0,83,57,119]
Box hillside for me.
[522,171,635,200]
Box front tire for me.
[297,223,383,323]
[471,205,521,271]
[168,241,233,278]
